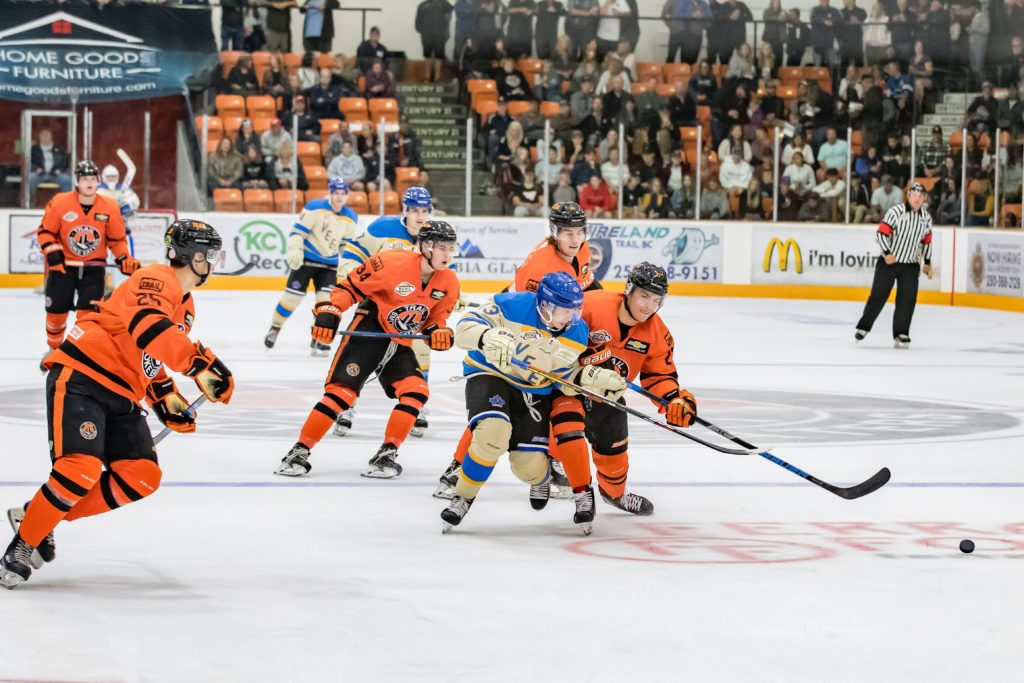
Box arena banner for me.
[751,224,943,291]
[0,4,218,103]
[966,232,1024,297]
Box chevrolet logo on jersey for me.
[764,238,803,273]
[430,289,446,300]
[625,339,650,354]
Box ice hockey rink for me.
[1,288,1022,683]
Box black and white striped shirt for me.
[876,203,933,265]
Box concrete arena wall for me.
[2,209,1022,313]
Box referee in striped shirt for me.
[855,182,934,348]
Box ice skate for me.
[854,329,867,342]
[441,495,474,533]
[600,488,654,516]
[572,485,596,535]
[333,409,355,437]
[529,481,551,510]
[7,504,53,568]
[433,459,460,499]
[264,325,281,349]
[0,534,35,589]
[275,443,312,476]
[410,407,429,438]
[310,339,331,357]
[362,444,402,479]
[894,335,911,349]
[548,458,573,499]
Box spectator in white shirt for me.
[782,151,815,196]
[869,173,903,219]
[326,140,366,191]
[812,167,846,221]
[601,147,627,190]
[719,150,753,201]
[781,131,815,167]
[596,0,631,56]
[535,146,564,185]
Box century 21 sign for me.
[763,238,803,273]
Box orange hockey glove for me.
[184,342,234,404]
[146,378,196,433]
[662,390,697,428]
[311,302,342,345]
[423,324,454,351]
[43,243,66,275]
[116,255,141,275]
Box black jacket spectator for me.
[688,65,718,104]
[785,12,810,66]
[810,3,842,60]
[838,3,867,65]
[30,144,70,176]
[307,80,342,120]
[356,30,388,72]
[667,88,697,127]
[416,0,454,58]
[709,0,752,64]
[496,64,533,100]
[535,1,567,59]
[225,58,260,96]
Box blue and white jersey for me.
[459,292,589,395]
[292,198,358,267]
[339,215,417,276]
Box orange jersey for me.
[332,249,460,345]
[38,191,129,265]
[512,240,596,293]
[582,289,680,402]
[46,264,197,402]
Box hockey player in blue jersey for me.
[333,186,439,437]
[440,272,627,535]
[264,178,359,355]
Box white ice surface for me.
[1,289,1022,683]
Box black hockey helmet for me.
[548,201,587,238]
[165,219,223,285]
[626,262,669,297]
[418,219,457,245]
[74,160,100,180]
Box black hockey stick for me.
[623,380,891,500]
[153,395,207,445]
[503,358,762,456]
[219,260,258,276]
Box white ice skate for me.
[362,444,402,479]
[6,505,51,569]
[275,443,312,476]
[433,459,460,499]
[410,407,429,438]
[572,485,596,535]
[441,495,474,533]
[333,409,355,437]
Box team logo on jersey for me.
[346,363,361,376]
[68,325,83,340]
[625,339,650,354]
[525,279,540,292]
[139,277,164,292]
[386,303,429,333]
[63,211,78,222]
[66,225,102,257]
[609,356,630,377]
[394,281,416,297]
[430,289,446,300]
[589,329,612,344]
[521,330,542,341]
[184,311,195,330]
[79,421,98,440]
[95,213,110,222]
[488,394,506,408]
[141,352,162,379]
[369,256,384,272]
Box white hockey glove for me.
[480,327,517,367]
[286,234,305,271]
[579,365,627,401]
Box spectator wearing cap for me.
[356,26,388,73]
[285,96,322,142]
[571,146,601,188]
[854,181,933,347]
[812,168,845,221]
[869,174,902,221]
[261,118,292,160]
[815,128,849,181]
[920,126,947,178]
[308,68,342,119]
[633,146,664,190]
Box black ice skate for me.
[7,503,54,568]
[529,482,551,510]
[410,407,429,438]
[600,488,654,516]
[264,325,281,349]
[0,534,35,589]
[333,409,355,437]
[275,443,312,477]
[572,485,596,535]
[894,334,911,349]
[310,339,331,357]
[854,329,868,342]
[441,495,474,533]
[433,459,460,500]
[362,444,402,479]
[548,457,573,499]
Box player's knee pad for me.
[392,375,429,413]
[321,384,359,417]
[48,454,104,505]
[275,290,305,319]
[551,394,585,445]
[593,450,629,495]
[509,450,549,485]
[469,417,511,463]
[108,459,163,503]
[411,339,431,372]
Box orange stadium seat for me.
[474,93,499,116]
[347,117,373,134]
[297,141,323,168]
[306,165,329,191]
[213,188,243,212]
[283,53,302,72]
[368,98,399,124]
[539,101,561,118]
[467,79,497,94]
[348,190,369,214]
[251,51,272,68]
[306,189,328,202]
[778,84,799,99]
[246,95,276,119]
[243,189,274,213]
[662,63,690,83]
[316,53,337,70]
[220,51,243,76]
[206,138,222,153]
[222,116,244,137]
[851,129,863,155]
[656,83,675,97]
[1001,203,1022,227]
[215,94,246,119]
[395,167,420,197]
[195,115,223,138]
[949,130,964,151]
[319,117,342,138]
[631,83,651,96]
[251,117,274,134]
[339,97,368,118]
[370,191,400,215]
[274,189,304,213]
[778,66,802,82]
[635,62,662,83]
[507,101,531,117]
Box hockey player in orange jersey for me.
[275,220,461,479]
[549,262,697,515]
[37,160,140,357]
[1,220,234,589]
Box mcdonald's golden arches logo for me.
[763,238,803,273]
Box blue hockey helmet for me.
[536,271,584,331]
[402,186,433,209]
[328,177,350,194]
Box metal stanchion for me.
[200,115,209,209]
[465,117,473,217]
[378,116,386,215]
[143,111,151,209]
[772,127,780,222]
[909,127,917,185]
[695,124,703,221]
[83,107,92,161]
[845,126,852,223]
[20,110,29,208]
[543,118,551,212]
[960,127,968,227]
[617,122,625,219]
[994,129,1001,227]
[292,114,300,214]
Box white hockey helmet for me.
[101,164,119,184]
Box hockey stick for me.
[502,358,761,456]
[623,381,891,500]
[334,329,431,341]
[116,148,136,190]
[153,395,207,445]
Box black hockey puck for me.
[959,539,975,554]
